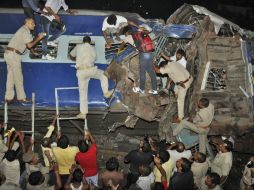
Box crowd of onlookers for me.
[0,121,254,190]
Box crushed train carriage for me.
[0,4,254,150]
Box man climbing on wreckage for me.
[154,52,193,121]
[119,26,158,95]
[70,36,114,119]
[172,98,214,154]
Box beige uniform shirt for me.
[193,103,215,127]
[70,43,97,68]
[241,166,254,186]
[0,140,8,162]
[210,151,233,177]
[8,25,33,53]
[0,159,20,185]
[191,161,209,187]
[160,61,191,83]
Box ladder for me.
[4,93,35,150]
[55,87,88,132]
[154,35,169,65]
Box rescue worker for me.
[163,48,187,68]
[41,0,76,60]
[4,18,45,103]
[172,98,214,154]
[155,52,193,120]
[70,36,114,119]
[120,26,158,95]
[102,14,139,49]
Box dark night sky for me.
[0,0,253,30]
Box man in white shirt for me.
[41,0,76,60]
[169,49,187,68]
[102,14,139,49]
[70,36,113,119]
[167,142,191,165]
[136,165,154,190]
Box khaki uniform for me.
[191,161,209,188]
[4,25,33,100]
[70,43,110,115]
[160,61,193,119]
[239,166,254,190]
[173,103,214,153]
[210,151,233,177]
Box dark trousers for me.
[139,52,157,91]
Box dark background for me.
[0,0,254,30]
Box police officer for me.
[4,18,45,103]
[172,98,214,153]
[70,36,113,119]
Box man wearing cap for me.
[70,36,114,119]
[4,18,45,103]
[155,52,193,122]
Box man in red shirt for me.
[75,130,98,186]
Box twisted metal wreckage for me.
[105,4,254,145]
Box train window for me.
[67,41,95,60]
[0,40,9,58]
[205,68,227,91]
[29,42,58,59]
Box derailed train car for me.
[105,4,254,146]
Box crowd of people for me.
[0,122,253,190]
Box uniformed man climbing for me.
[70,36,114,119]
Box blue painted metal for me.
[163,24,197,38]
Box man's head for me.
[24,18,35,31]
[198,98,210,109]
[193,152,206,163]
[176,48,185,61]
[176,157,192,172]
[139,140,151,153]
[205,172,220,188]
[107,14,117,25]
[41,137,51,148]
[138,165,151,176]
[57,135,69,149]
[72,168,83,183]
[176,142,186,153]
[158,60,168,68]
[5,150,16,162]
[83,36,91,44]
[78,139,89,153]
[22,151,39,164]
[219,140,233,152]
[158,150,170,164]
[28,171,45,186]
[106,157,119,171]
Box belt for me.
[76,65,94,70]
[6,47,23,55]
[178,75,191,85]
[198,126,210,129]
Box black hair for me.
[78,139,89,153]
[106,157,119,171]
[122,26,132,35]
[41,137,51,148]
[152,182,164,190]
[207,172,221,185]
[224,140,233,152]
[158,150,170,164]
[176,142,185,153]
[198,152,207,163]
[199,98,210,107]
[28,171,44,186]
[57,135,69,149]
[176,48,185,57]
[5,150,16,162]
[72,168,83,183]
[107,14,117,25]
[181,157,192,172]
[140,165,151,176]
[83,36,91,43]
[142,141,151,153]
[159,60,168,68]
